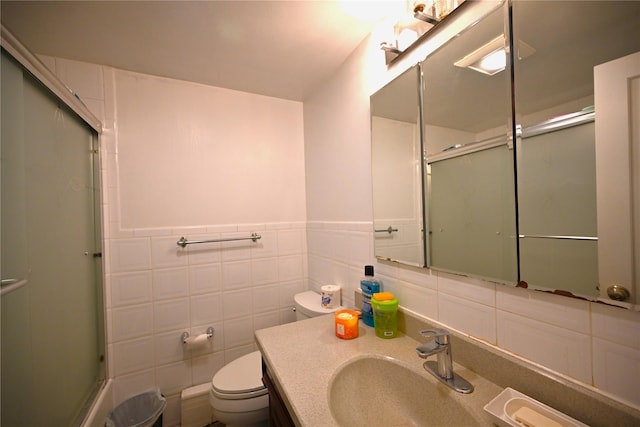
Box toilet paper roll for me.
[183,334,210,351]
[321,285,342,308]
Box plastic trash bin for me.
[106,389,166,427]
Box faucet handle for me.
[416,341,440,358]
[416,329,451,359]
[419,328,450,344]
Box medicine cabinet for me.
[370,0,640,307]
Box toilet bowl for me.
[209,290,342,426]
[209,351,269,427]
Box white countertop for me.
[255,314,502,426]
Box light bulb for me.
[478,49,506,74]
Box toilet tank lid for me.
[212,351,264,394]
[294,290,341,315]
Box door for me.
[1,48,104,426]
[594,51,640,306]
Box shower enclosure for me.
[1,45,105,426]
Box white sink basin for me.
[329,355,479,426]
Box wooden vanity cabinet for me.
[262,358,295,427]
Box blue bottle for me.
[360,265,382,327]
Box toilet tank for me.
[294,290,341,320]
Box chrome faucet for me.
[416,329,474,393]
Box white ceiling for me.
[1,0,392,101]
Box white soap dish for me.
[484,387,590,427]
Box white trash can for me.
[106,389,166,427]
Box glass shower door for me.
[1,49,104,426]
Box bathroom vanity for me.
[256,311,640,426]
[262,359,295,427]
[257,314,501,426]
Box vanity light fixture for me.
[379,0,466,64]
[413,4,440,25]
[413,0,464,24]
[380,40,402,55]
[454,35,535,76]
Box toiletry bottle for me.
[372,292,398,339]
[360,265,382,327]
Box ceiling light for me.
[454,35,535,76]
[475,48,506,75]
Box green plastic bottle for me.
[371,292,398,339]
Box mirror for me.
[371,1,640,307]
[371,65,425,267]
[421,1,518,284]
[512,1,640,305]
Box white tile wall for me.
[112,338,155,376]
[251,258,279,285]
[110,271,152,307]
[592,338,640,406]
[189,293,223,326]
[497,285,591,333]
[222,260,252,290]
[497,310,592,383]
[153,268,189,300]
[151,236,188,269]
[112,369,156,404]
[438,292,497,344]
[191,352,225,385]
[109,238,151,273]
[111,305,154,341]
[592,303,640,406]
[156,361,193,396]
[592,302,640,349]
[104,225,306,423]
[188,263,222,295]
[154,330,189,366]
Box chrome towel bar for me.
[0,278,28,296]
[375,226,398,234]
[177,232,261,248]
[518,234,597,241]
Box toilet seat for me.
[211,351,267,400]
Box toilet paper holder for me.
[181,326,214,344]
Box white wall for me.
[302,39,373,222]
[113,70,306,228]
[302,1,640,412]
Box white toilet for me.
[209,290,341,427]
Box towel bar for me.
[177,232,261,248]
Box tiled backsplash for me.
[307,222,640,411]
